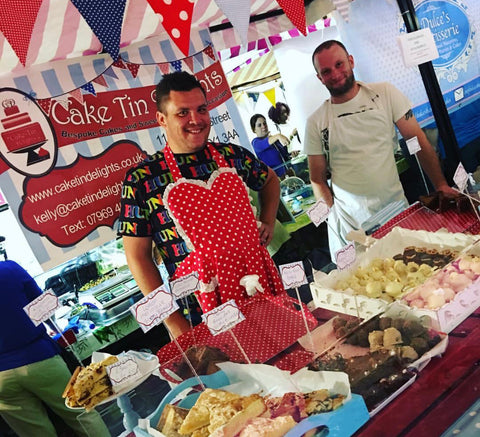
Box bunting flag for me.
[69,88,84,104]
[276,0,307,36]
[146,0,194,57]
[103,66,119,79]
[0,0,42,66]
[112,59,127,70]
[53,97,70,111]
[81,83,96,96]
[170,60,183,72]
[70,0,127,61]
[331,0,351,22]
[36,98,52,116]
[263,88,276,106]
[194,52,205,69]
[204,45,216,61]
[184,56,195,73]
[125,62,140,78]
[92,75,108,88]
[158,63,171,75]
[214,0,251,46]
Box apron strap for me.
[206,143,229,168]
[163,145,183,182]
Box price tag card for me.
[131,286,179,333]
[202,300,245,336]
[170,272,199,299]
[335,242,356,271]
[406,136,421,155]
[453,162,469,192]
[23,290,59,326]
[306,199,330,226]
[106,356,140,387]
[279,261,308,289]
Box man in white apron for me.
[304,40,456,258]
[119,72,284,338]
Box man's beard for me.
[327,72,355,97]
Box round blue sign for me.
[416,0,471,68]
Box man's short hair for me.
[155,71,206,112]
[311,40,349,71]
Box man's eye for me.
[198,107,208,114]
[178,111,188,117]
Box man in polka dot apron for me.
[119,72,285,338]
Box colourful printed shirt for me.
[118,142,269,277]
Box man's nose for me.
[190,111,202,124]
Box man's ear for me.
[348,54,354,69]
[316,72,325,85]
[156,110,166,128]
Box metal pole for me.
[396,0,462,181]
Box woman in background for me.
[250,114,293,178]
[268,102,301,149]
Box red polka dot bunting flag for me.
[36,98,52,116]
[0,0,42,66]
[125,62,140,78]
[146,0,195,57]
[276,0,307,36]
[204,45,216,61]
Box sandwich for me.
[63,355,118,411]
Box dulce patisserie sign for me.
[19,140,145,246]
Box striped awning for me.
[228,51,279,90]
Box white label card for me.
[406,136,421,155]
[23,290,59,326]
[307,199,330,226]
[453,162,469,192]
[397,28,439,68]
[170,272,199,299]
[279,261,308,289]
[202,300,245,336]
[106,356,140,387]
[131,285,179,333]
[335,242,356,271]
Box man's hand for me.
[436,183,459,197]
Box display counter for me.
[134,203,479,437]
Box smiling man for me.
[304,40,456,259]
[118,72,284,338]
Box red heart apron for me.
[162,143,285,312]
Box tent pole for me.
[396,0,461,181]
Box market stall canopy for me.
[0,0,341,76]
[227,51,279,91]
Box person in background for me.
[119,72,284,339]
[250,113,294,178]
[0,260,110,437]
[304,40,456,258]
[268,102,301,148]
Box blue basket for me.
[134,371,369,436]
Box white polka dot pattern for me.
[148,0,195,56]
[276,0,307,36]
[71,0,127,61]
[156,293,318,377]
[0,0,43,65]
[164,144,285,313]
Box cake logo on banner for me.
[0,88,57,177]
[400,0,474,83]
